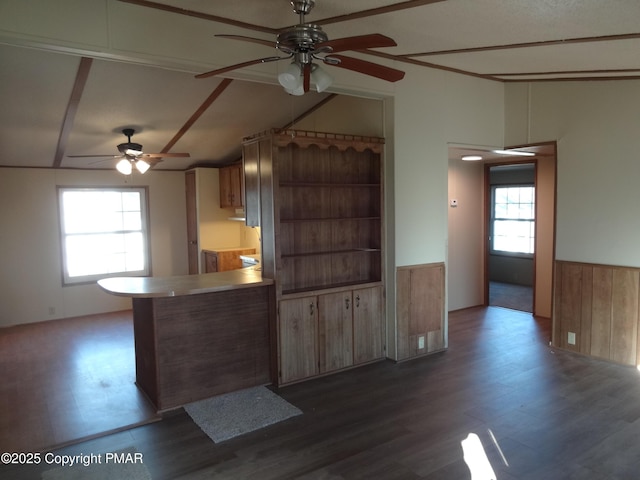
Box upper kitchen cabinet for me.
[219,163,244,209]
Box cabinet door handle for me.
[345,298,350,310]
[356,295,360,308]
[310,302,314,316]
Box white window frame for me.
[58,186,151,285]
[490,184,535,258]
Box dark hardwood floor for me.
[489,281,533,313]
[4,306,640,479]
[0,311,158,453]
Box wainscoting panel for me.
[553,260,640,366]
[396,262,445,361]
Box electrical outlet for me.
[48,307,55,316]
[418,335,425,349]
[568,332,576,345]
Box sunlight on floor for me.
[461,432,498,480]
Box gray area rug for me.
[41,447,150,480]
[185,385,302,443]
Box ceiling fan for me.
[67,128,190,175]
[196,0,405,95]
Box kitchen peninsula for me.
[98,269,274,412]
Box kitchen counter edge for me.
[97,268,273,298]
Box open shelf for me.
[243,130,383,295]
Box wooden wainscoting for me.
[396,262,446,360]
[553,260,640,366]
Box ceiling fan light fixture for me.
[125,148,143,156]
[285,84,305,96]
[311,64,332,92]
[278,62,302,90]
[135,159,151,174]
[116,158,132,175]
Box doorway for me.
[484,143,556,318]
[447,142,556,317]
[486,163,535,313]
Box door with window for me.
[487,164,535,312]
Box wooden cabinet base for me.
[132,285,273,412]
[277,284,384,385]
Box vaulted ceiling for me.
[1,0,638,172]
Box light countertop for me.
[98,268,272,298]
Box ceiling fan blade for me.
[87,157,120,166]
[67,154,119,158]
[142,153,190,158]
[325,54,405,82]
[316,33,397,53]
[196,56,285,79]
[216,34,276,49]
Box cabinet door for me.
[203,252,218,273]
[243,142,260,226]
[219,166,232,208]
[279,297,318,383]
[353,286,384,364]
[220,164,244,208]
[318,291,353,373]
[229,163,243,208]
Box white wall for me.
[391,66,504,354]
[394,68,504,267]
[447,158,485,311]
[0,168,187,327]
[505,80,640,268]
[293,95,385,137]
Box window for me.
[491,185,535,256]
[58,187,150,285]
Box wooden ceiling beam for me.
[161,78,233,154]
[281,94,339,130]
[117,0,278,34]
[403,32,640,58]
[314,0,446,26]
[117,0,446,32]
[53,57,93,168]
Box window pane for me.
[122,191,141,211]
[495,188,508,204]
[507,188,520,203]
[518,204,534,219]
[495,203,508,218]
[519,187,534,203]
[492,185,535,255]
[122,211,142,230]
[60,187,148,284]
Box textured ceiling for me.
[0,0,638,171]
[145,0,640,80]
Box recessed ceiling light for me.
[462,155,483,161]
[492,149,535,157]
